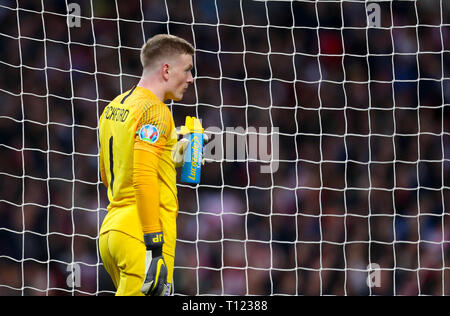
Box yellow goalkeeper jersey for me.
[98,85,178,242]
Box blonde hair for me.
[140,34,194,70]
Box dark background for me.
[0,0,449,295]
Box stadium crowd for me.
[0,0,449,295]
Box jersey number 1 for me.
[109,136,115,196]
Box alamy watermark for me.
[367,2,381,28]
[67,2,381,29]
[366,263,381,288]
[67,3,81,28]
[66,263,81,288]
[175,126,280,174]
[207,126,279,174]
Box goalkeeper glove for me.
[141,232,169,296]
[173,132,209,168]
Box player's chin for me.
[173,92,184,102]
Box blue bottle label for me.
[180,133,203,184]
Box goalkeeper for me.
[98,34,198,296]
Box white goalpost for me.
[0,0,448,296]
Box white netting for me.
[0,0,449,296]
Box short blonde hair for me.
[140,34,194,69]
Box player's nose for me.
[187,71,194,84]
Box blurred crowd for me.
[0,0,449,295]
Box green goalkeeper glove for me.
[141,232,169,296]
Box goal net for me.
[0,0,449,296]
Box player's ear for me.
[162,63,170,81]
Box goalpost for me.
[0,0,448,296]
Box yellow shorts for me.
[99,230,175,296]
